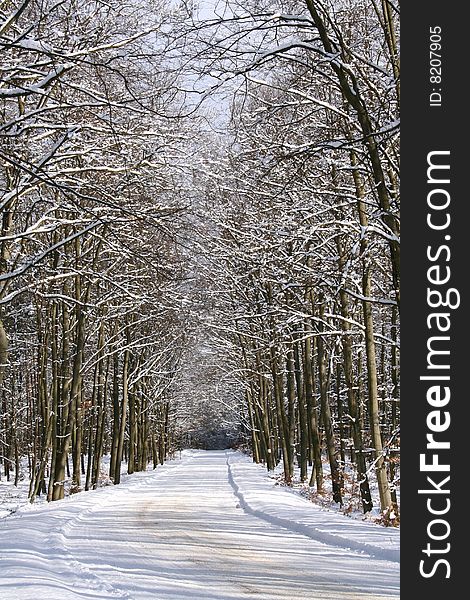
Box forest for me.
[0,0,400,521]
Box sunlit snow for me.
[0,450,399,599]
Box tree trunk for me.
[317,299,343,505]
[304,329,323,491]
[113,341,130,485]
[336,236,373,512]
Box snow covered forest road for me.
[0,451,399,599]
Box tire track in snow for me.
[226,454,399,564]
[1,451,398,599]
[58,458,191,598]
[50,494,133,599]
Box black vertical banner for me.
[402,3,467,597]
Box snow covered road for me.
[0,451,399,599]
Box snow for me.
[0,64,74,98]
[0,450,399,599]
[227,452,399,563]
[16,38,53,53]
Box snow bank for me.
[0,453,190,599]
[226,451,399,563]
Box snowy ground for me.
[265,458,400,527]
[0,450,399,599]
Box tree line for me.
[189,0,400,520]
[1,0,400,521]
[0,0,191,500]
